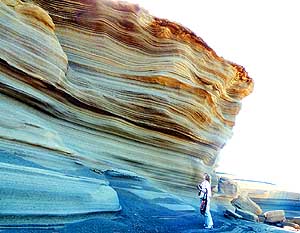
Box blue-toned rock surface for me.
[0,1,272,232]
[0,141,120,215]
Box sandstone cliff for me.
[0,0,253,216]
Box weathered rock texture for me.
[232,194,263,215]
[264,210,286,223]
[0,0,253,215]
[218,176,239,198]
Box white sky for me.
[125,0,300,193]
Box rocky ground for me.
[0,156,297,233]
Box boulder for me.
[231,194,263,215]
[264,210,285,223]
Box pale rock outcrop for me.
[0,0,253,216]
[264,210,286,223]
[218,176,239,198]
[231,194,263,215]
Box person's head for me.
[203,173,210,183]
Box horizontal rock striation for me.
[0,0,253,215]
[0,161,120,215]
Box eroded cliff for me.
[0,0,253,216]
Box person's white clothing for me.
[200,180,212,199]
[199,180,213,228]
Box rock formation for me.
[231,194,263,215]
[218,176,239,198]
[0,0,253,216]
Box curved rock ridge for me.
[0,0,253,201]
[0,162,120,215]
[0,139,121,216]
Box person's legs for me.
[204,210,213,228]
[204,199,213,228]
[204,212,208,226]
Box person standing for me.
[197,173,214,229]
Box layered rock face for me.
[0,0,253,215]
